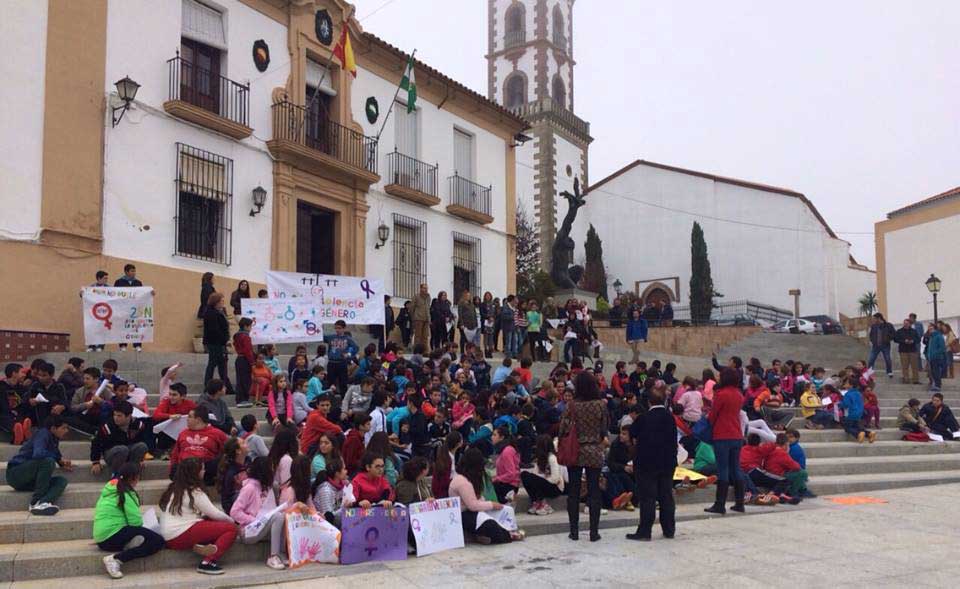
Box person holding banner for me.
[113,264,144,352]
[202,293,235,396]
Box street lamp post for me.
[926,273,942,323]
[613,279,623,297]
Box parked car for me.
[769,319,821,334]
[801,315,844,335]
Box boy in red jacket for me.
[762,434,807,503]
[151,383,197,457]
[300,396,343,454]
[342,412,371,475]
[171,409,227,486]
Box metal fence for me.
[448,174,492,217]
[671,300,794,325]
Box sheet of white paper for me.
[243,502,288,538]
[953,431,960,439]
[476,505,517,532]
[928,433,944,442]
[94,380,110,399]
[208,413,218,421]
[129,387,147,406]
[547,319,561,329]
[543,341,554,353]
[34,393,49,403]
[132,407,148,419]
[152,417,189,439]
[821,397,833,407]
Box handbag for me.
[557,407,580,466]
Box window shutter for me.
[179,151,227,200]
[182,0,226,50]
[306,59,338,96]
[394,102,418,158]
[454,129,474,181]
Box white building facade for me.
[570,160,875,319]
[877,187,960,326]
[0,0,524,352]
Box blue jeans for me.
[929,357,944,390]
[843,417,865,439]
[868,346,892,375]
[564,339,579,363]
[712,439,743,485]
[512,330,527,358]
[502,330,516,358]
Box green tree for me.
[515,203,541,297]
[690,222,715,324]
[858,291,878,316]
[580,224,609,301]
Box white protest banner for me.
[476,505,517,532]
[284,505,341,568]
[266,271,385,325]
[152,417,188,439]
[83,286,154,345]
[241,299,326,345]
[408,497,465,557]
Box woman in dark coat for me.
[562,371,608,542]
[202,292,234,393]
[229,279,251,316]
[430,291,453,350]
[197,272,215,319]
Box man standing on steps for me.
[895,318,921,385]
[626,385,677,541]
[910,313,925,371]
[868,313,896,378]
[411,283,431,349]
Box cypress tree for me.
[690,222,714,324]
[582,224,608,301]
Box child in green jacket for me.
[93,463,165,579]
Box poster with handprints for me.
[284,504,340,568]
[408,497,465,557]
[241,299,325,344]
[339,505,408,565]
[82,287,154,345]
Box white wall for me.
[102,0,286,282]
[352,66,511,300]
[839,264,876,319]
[1,0,48,240]
[573,163,853,316]
[883,213,960,324]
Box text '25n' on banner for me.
[265,271,385,325]
[241,299,325,345]
[82,287,154,345]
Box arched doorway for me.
[644,287,671,308]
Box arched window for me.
[504,73,527,109]
[552,75,566,109]
[505,4,525,48]
[552,5,566,49]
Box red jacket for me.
[740,444,767,471]
[708,386,744,440]
[342,429,365,474]
[611,373,628,397]
[171,424,227,466]
[233,331,255,364]
[673,414,692,436]
[300,409,343,453]
[351,472,395,503]
[762,444,801,476]
[152,398,196,422]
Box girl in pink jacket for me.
[268,374,294,429]
[230,457,286,570]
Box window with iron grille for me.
[392,214,426,300]
[175,143,233,264]
[452,232,481,298]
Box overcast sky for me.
[354,0,960,267]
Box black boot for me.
[703,482,728,515]
[567,494,579,540]
[589,495,602,542]
[731,480,746,513]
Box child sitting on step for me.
[862,385,881,429]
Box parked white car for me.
[769,319,821,334]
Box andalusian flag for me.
[399,55,417,112]
[334,27,356,78]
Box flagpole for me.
[295,31,345,139]
[375,48,416,144]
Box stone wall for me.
[591,324,761,358]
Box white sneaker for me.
[29,502,58,516]
[266,555,286,570]
[505,490,516,503]
[103,554,123,579]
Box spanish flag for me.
[334,27,356,78]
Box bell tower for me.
[487,0,592,267]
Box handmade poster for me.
[82,286,154,345]
[241,299,326,345]
[265,271,386,325]
[408,498,465,557]
[285,504,341,568]
[152,416,188,439]
[822,397,833,407]
[339,505,409,565]
[243,502,288,538]
[476,505,517,532]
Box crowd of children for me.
[5,324,958,579]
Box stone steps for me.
[801,440,960,458]
[0,438,276,461]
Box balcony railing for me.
[508,97,591,141]
[448,174,492,219]
[167,55,249,127]
[271,101,378,174]
[386,151,438,197]
[504,29,526,49]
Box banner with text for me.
[82,287,155,345]
[408,498,465,557]
[241,299,326,345]
[266,271,385,325]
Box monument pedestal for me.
[554,288,600,310]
